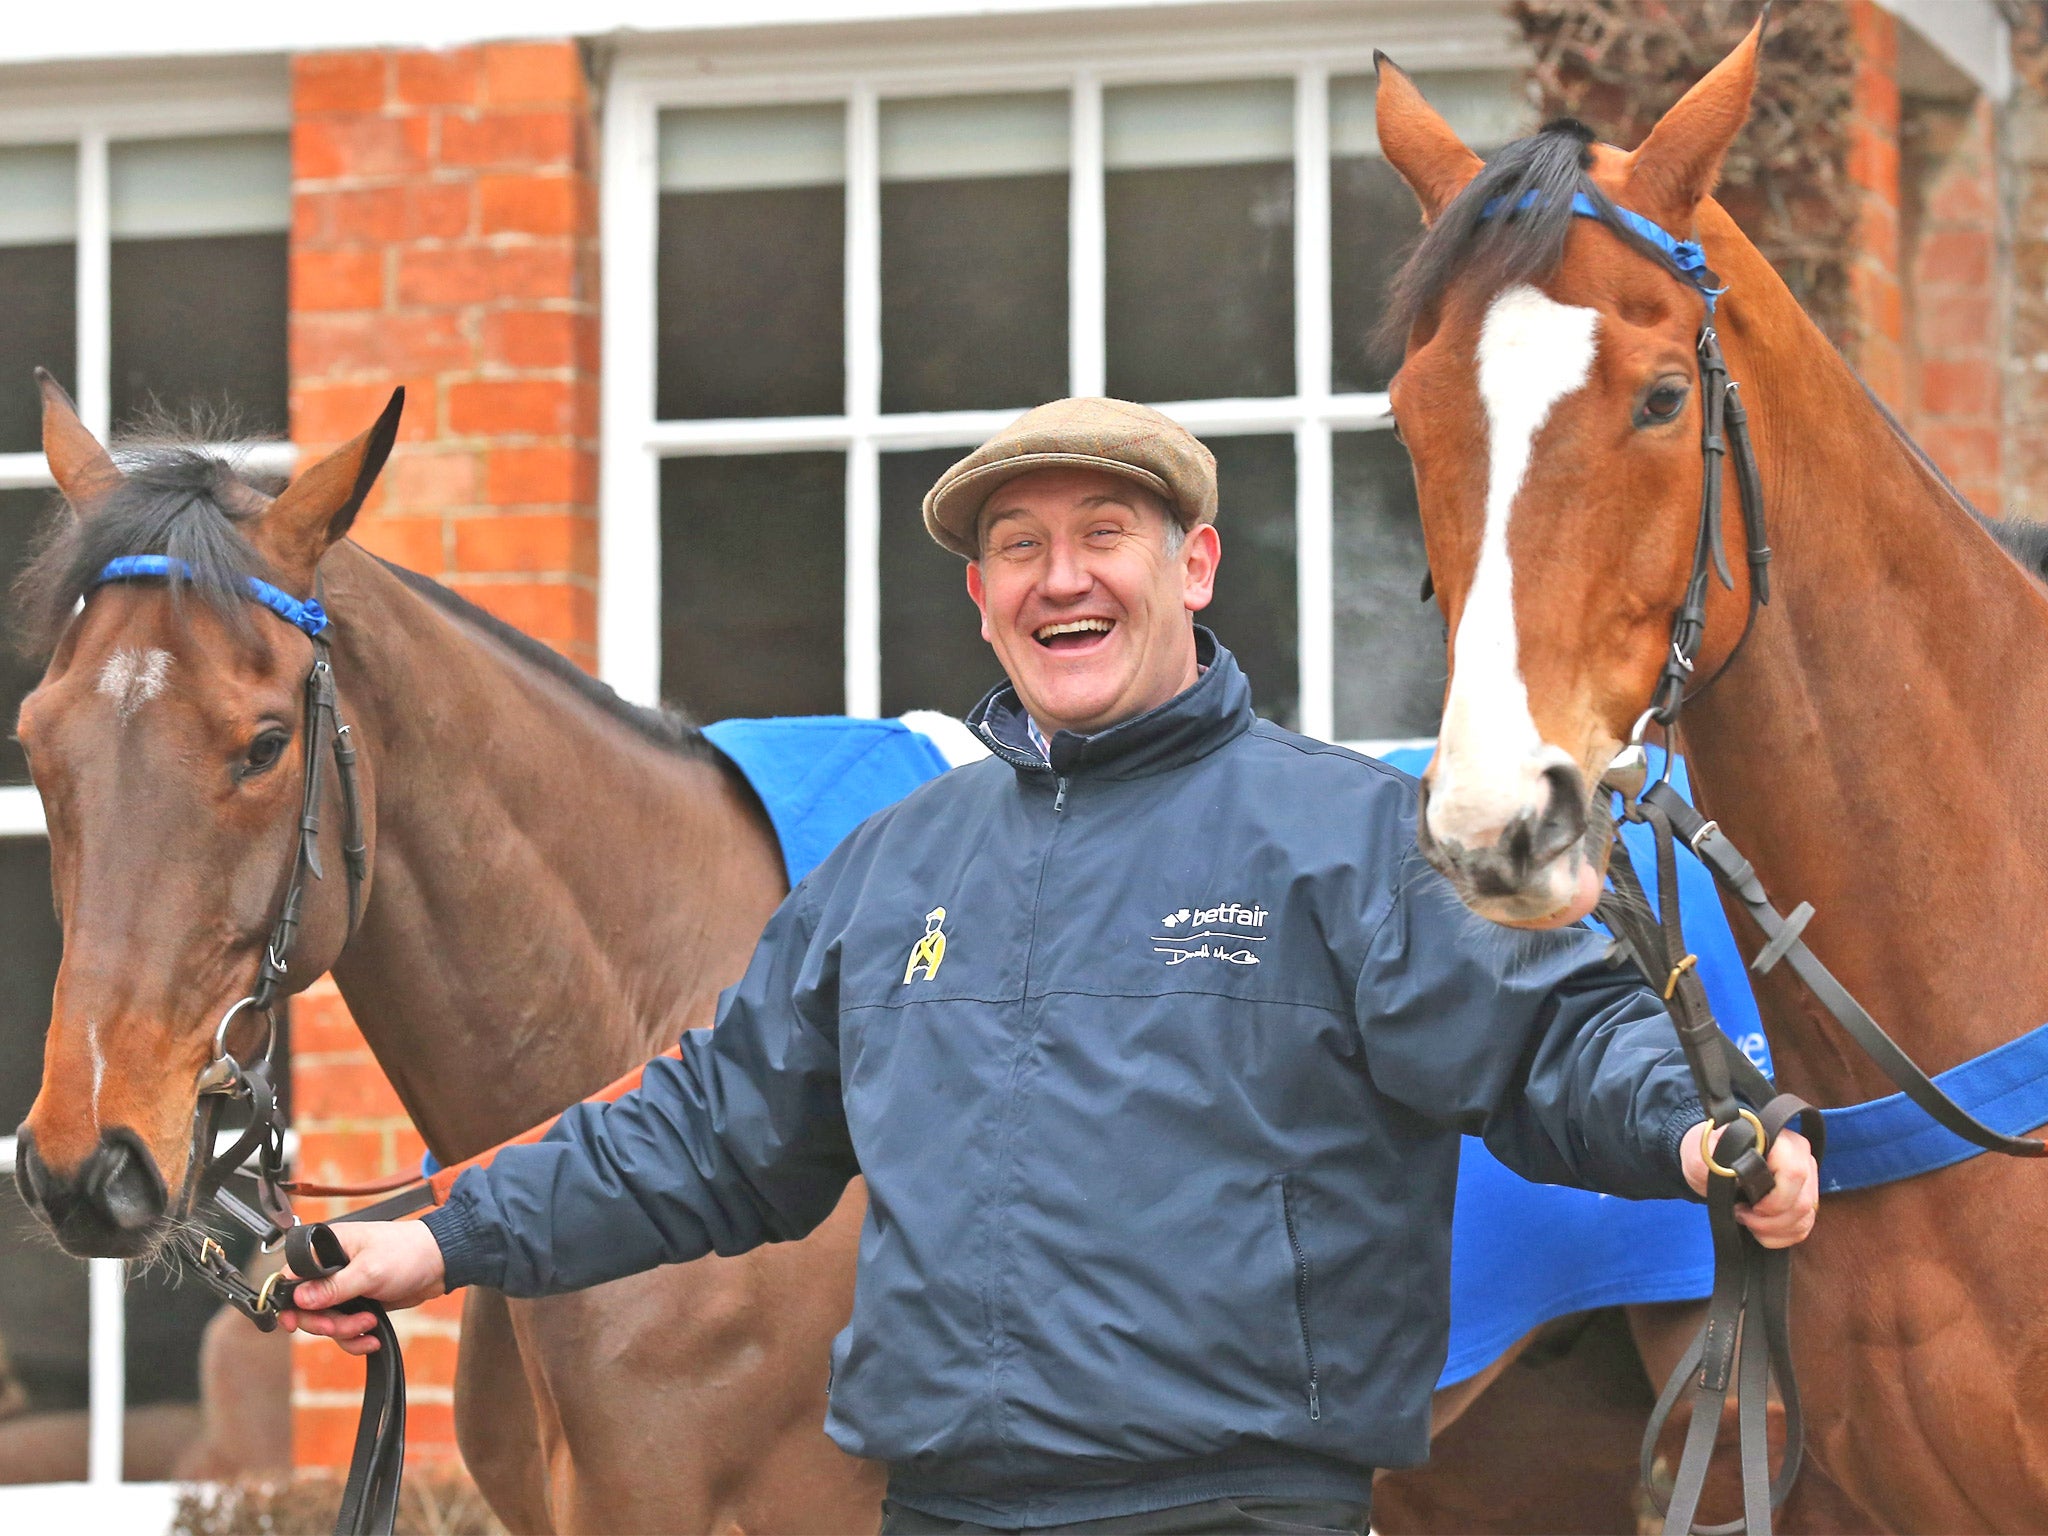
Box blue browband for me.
[92,555,330,638]
[1481,189,1726,313]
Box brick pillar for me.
[2005,29,2048,520]
[1843,0,1906,409]
[1902,95,2002,513]
[287,40,600,1471]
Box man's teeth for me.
[1035,619,1113,641]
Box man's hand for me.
[275,1221,448,1355]
[1681,1120,1818,1248]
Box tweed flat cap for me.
[922,397,1218,558]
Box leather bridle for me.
[85,557,401,1536]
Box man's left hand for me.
[1680,1121,1818,1248]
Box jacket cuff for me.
[1658,1095,1707,1203]
[421,1179,503,1292]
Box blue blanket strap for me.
[1818,1019,2048,1193]
[93,554,330,638]
[1480,189,1726,313]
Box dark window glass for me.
[1330,155,1417,395]
[1205,435,1297,728]
[880,94,1068,414]
[1105,82,1294,403]
[110,233,287,435]
[1334,429,1443,738]
[1330,73,1526,394]
[0,146,77,455]
[880,448,1003,717]
[658,107,844,420]
[0,487,57,785]
[108,135,289,436]
[660,452,844,720]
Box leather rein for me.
[87,558,402,1536]
[1518,201,2048,1533]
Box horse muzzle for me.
[13,1123,170,1258]
[1417,753,1604,927]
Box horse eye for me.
[241,730,289,776]
[1388,413,1405,445]
[1637,382,1688,427]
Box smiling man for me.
[283,397,1815,1536]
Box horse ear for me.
[1621,18,1764,232]
[38,369,122,515]
[1374,54,1485,224]
[263,388,404,583]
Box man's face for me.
[965,466,1220,738]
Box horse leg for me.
[511,1186,880,1535]
[456,1287,558,1535]
[1626,1302,1880,1534]
[1375,1309,1649,1534]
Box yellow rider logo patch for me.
[903,906,949,984]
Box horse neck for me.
[1680,205,2048,1105]
[312,544,788,1162]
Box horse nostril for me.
[83,1132,167,1233]
[1528,762,1589,863]
[13,1124,53,1215]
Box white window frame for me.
[598,4,1527,739]
[0,55,294,1489]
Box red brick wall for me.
[287,39,600,1471]
[1841,0,2004,511]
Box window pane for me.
[0,146,77,455]
[881,94,1068,415]
[0,488,54,785]
[1333,429,1442,738]
[110,134,289,436]
[1105,81,1293,403]
[1205,434,1296,728]
[658,106,845,420]
[880,448,1004,717]
[661,453,844,719]
[1330,72,1527,394]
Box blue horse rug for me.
[705,721,1762,1389]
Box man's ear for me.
[1180,523,1220,613]
[260,388,404,587]
[38,369,122,514]
[1375,55,1485,225]
[965,556,993,645]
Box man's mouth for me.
[1033,618,1115,651]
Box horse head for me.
[12,376,399,1258]
[1376,23,1766,928]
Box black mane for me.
[1377,118,1700,356]
[12,439,714,761]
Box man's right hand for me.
[275,1220,449,1355]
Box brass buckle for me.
[255,1268,290,1314]
[1704,1107,1769,1180]
[1662,953,1699,999]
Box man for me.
[285,398,1817,1535]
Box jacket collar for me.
[968,627,1255,780]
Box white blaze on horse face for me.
[1429,284,1599,853]
[96,647,172,722]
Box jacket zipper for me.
[1281,1178,1322,1422]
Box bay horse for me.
[8,382,1725,1531]
[8,378,877,1532]
[1377,21,2048,1531]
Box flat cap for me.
[922,397,1218,558]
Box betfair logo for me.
[903,906,949,984]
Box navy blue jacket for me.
[424,633,1703,1525]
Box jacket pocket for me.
[1279,1175,1322,1422]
